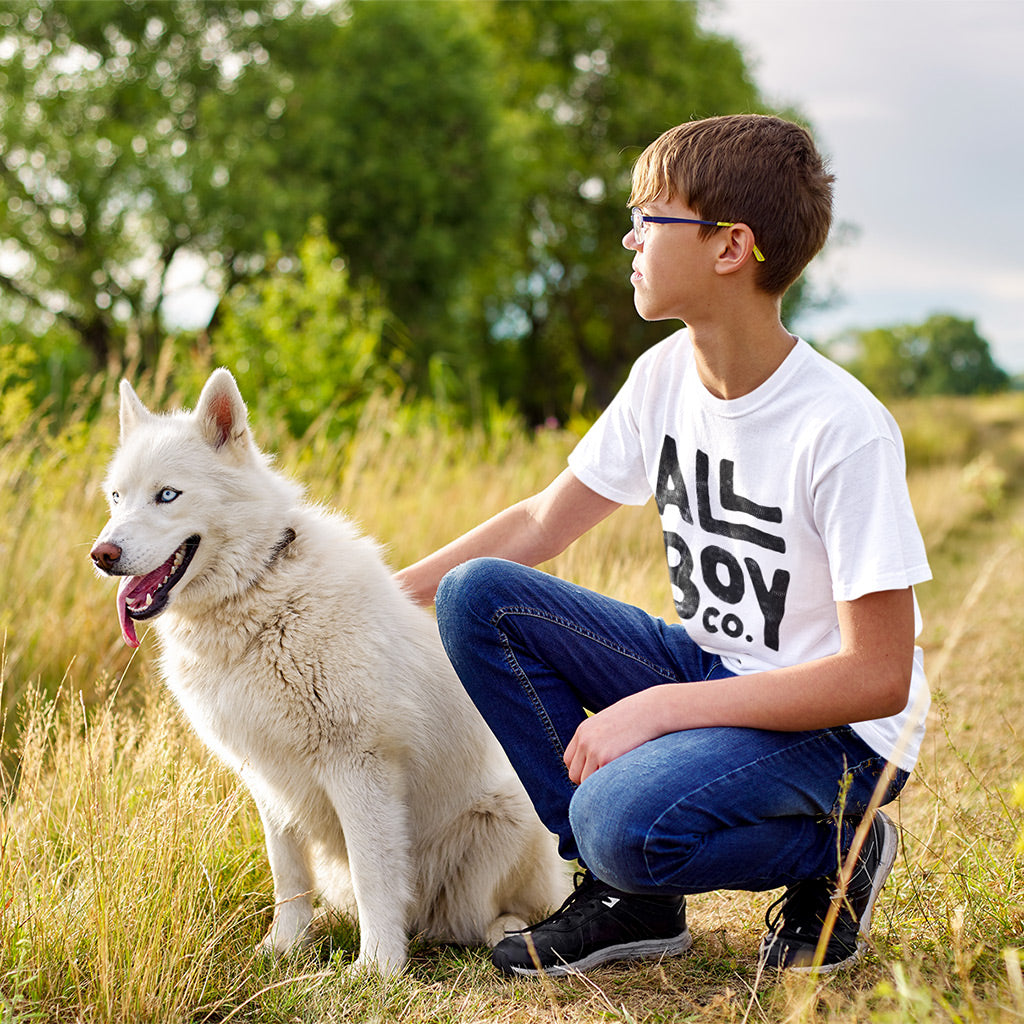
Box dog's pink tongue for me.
[116,575,140,649]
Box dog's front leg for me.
[320,760,413,977]
[254,803,316,955]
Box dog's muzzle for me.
[91,535,201,648]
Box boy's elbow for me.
[876,663,914,718]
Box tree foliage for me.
[200,0,514,381]
[0,0,272,363]
[841,314,1009,397]
[2,0,831,422]
[210,222,397,438]
[473,0,766,417]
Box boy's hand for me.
[564,688,672,785]
[562,586,918,786]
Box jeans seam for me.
[491,604,682,682]
[495,623,570,781]
[490,603,682,794]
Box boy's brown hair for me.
[629,114,834,296]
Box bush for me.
[211,222,402,438]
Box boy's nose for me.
[623,229,640,251]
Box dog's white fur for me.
[91,369,565,976]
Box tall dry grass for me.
[2,380,1023,1022]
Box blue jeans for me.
[436,558,908,895]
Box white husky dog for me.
[90,368,565,976]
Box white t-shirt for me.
[568,330,932,770]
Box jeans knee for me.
[435,563,466,631]
[569,758,713,894]
[437,558,534,638]
[437,555,510,615]
[437,559,494,640]
[570,774,654,893]
[436,557,529,682]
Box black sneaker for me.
[758,810,899,973]
[491,870,691,977]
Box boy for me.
[395,114,930,977]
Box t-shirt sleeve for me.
[567,356,654,506]
[814,436,932,601]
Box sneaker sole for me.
[504,929,693,978]
[760,811,899,975]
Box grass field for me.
[2,378,1023,1022]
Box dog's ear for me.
[119,380,154,440]
[195,368,252,453]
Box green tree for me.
[0,0,272,365]
[912,314,1010,395]
[468,0,769,419]
[205,0,514,397]
[840,325,918,398]
[0,0,515,403]
[3,0,823,422]
[842,314,1009,397]
[210,223,397,438]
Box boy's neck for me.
[686,302,796,401]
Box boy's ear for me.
[713,223,761,277]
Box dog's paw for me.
[343,951,407,980]
[256,933,294,960]
[485,913,528,947]
[257,921,315,959]
[340,934,408,979]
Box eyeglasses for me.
[630,207,765,262]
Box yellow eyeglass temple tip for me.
[716,222,765,262]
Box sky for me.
[704,0,1024,373]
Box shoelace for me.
[765,818,884,939]
[763,878,832,938]
[505,871,600,935]
[552,871,605,922]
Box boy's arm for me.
[395,468,621,607]
[564,585,917,784]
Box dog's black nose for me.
[91,542,123,572]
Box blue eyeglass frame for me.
[630,207,765,262]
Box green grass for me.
[2,379,1024,1022]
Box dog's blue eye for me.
[157,488,181,504]
[111,491,120,504]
